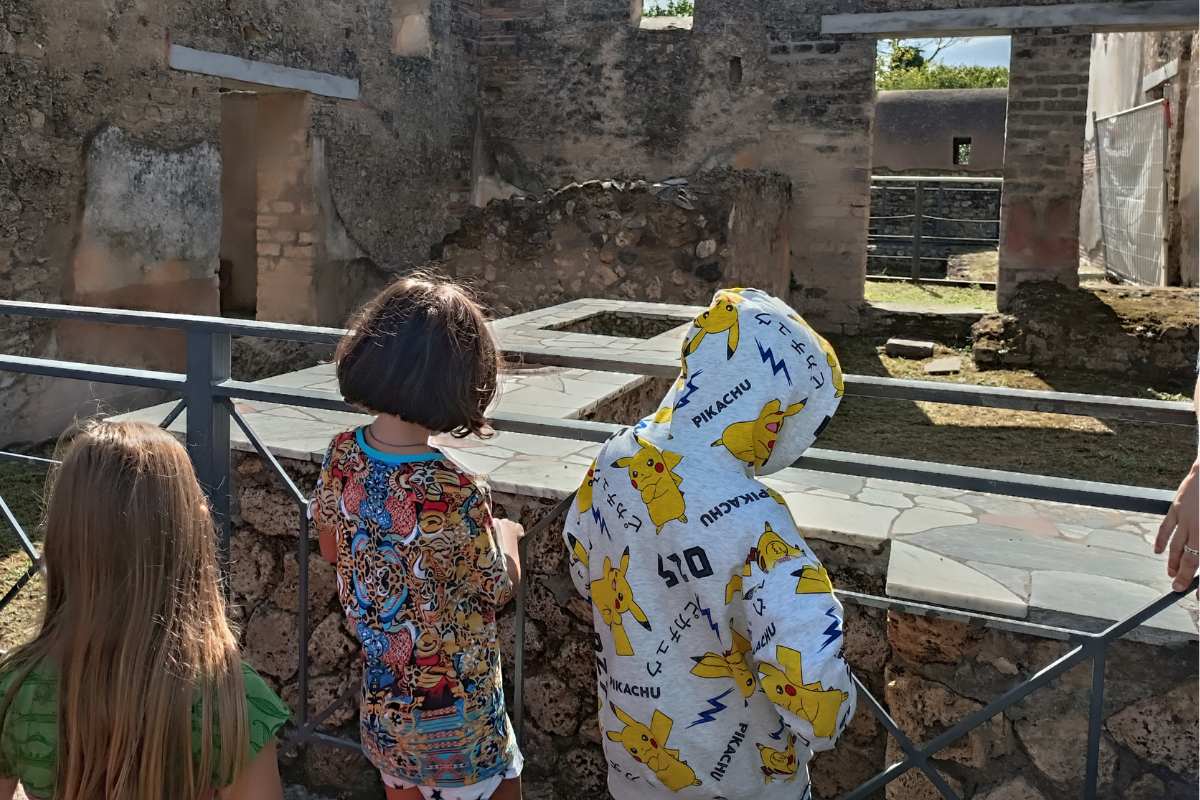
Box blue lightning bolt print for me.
[687,687,735,728]
[590,505,611,539]
[698,605,720,637]
[755,339,792,385]
[819,606,843,652]
[673,369,704,410]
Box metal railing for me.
[0,298,1195,799]
[869,175,1003,282]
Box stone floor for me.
[118,298,1198,644]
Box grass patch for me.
[865,280,996,310]
[822,335,1194,490]
[0,459,48,653]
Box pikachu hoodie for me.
[562,288,857,800]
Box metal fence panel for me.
[1095,100,1168,286]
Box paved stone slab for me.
[1029,570,1198,641]
[856,488,914,509]
[889,541,1027,617]
[891,507,976,535]
[782,491,897,548]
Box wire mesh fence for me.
[1094,100,1168,287]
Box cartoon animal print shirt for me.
[310,430,519,788]
[564,288,857,800]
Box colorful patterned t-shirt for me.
[309,429,518,788]
[0,661,289,799]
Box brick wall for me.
[998,29,1092,307]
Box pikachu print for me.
[757,734,799,783]
[690,630,757,698]
[685,290,745,360]
[711,399,807,471]
[612,436,687,533]
[590,547,651,656]
[607,704,701,792]
[758,645,850,740]
[725,521,805,603]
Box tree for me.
[875,38,1009,90]
[644,0,694,16]
[877,64,1010,90]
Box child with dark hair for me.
[311,275,525,800]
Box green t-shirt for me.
[0,662,290,799]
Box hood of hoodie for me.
[633,287,843,477]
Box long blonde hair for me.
[0,420,249,799]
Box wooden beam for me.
[1142,58,1180,92]
[168,44,360,100]
[822,1,1198,37]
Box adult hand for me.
[1155,458,1199,592]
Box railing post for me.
[911,180,924,281]
[185,330,233,570]
[1084,644,1106,799]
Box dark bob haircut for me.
[336,274,500,438]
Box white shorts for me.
[381,749,523,800]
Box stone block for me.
[562,746,607,797]
[229,532,279,607]
[526,674,581,736]
[887,612,976,665]
[238,484,303,537]
[1015,711,1116,788]
[244,607,299,681]
[1105,682,1199,777]
[309,611,357,674]
[885,338,935,359]
[884,668,1010,769]
[271,552,339,619]
[923,356,962,375]
[975,775,1048,800]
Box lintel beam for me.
[822,1,1198,37]
[167,43,360,101]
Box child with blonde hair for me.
[311,275,525,800]
[0,420,289,800]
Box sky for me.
[883,36,1012,67]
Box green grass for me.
[865,280,996,310]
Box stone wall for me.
[231,442,1197,800]
[436,170,792,317]
[998,29,1092,308]
[0,0,479,446]
[873,89,1008,176]
[972,283,1200,388]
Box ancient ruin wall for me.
[436,170,791,317]
[0,0,479,445]
[232,442,1198,800]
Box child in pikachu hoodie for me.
[563,287,857,800]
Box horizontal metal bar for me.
[216,381,1176,512]
[872,175,1004,185]
[0,451,60,467]
[0,354,186,390]
[870,234,1001,245]
[800,447,1173,515]
[0,300,346,345]
[837,590,1085,642]
[866,275,998,289]
[1094,98,1167,123]
[845,374,1193,426]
